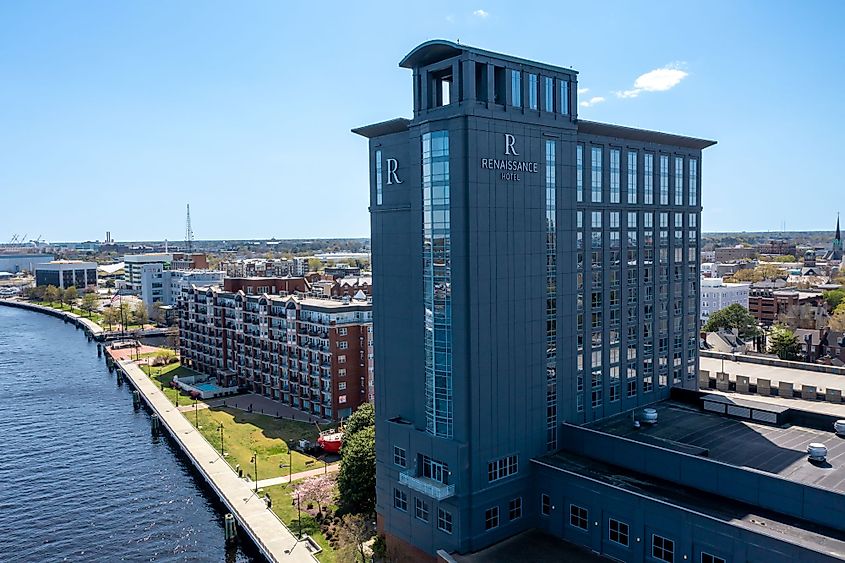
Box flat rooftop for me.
[588,401,845,493]
[700,355,845,396]
[537,448,845,558]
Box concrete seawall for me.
[110,354,318,563]
[0,298,104,338]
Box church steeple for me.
[834,213,842,256]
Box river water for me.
[0,306,257,562]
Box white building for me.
[124,253,173,293]
[137,265,224,307]
[35,260,98,289]
[700,277,751,323]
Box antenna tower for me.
[185,204,194,253]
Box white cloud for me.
[577,87,589,95]
[616,64,688,98]
[473,9,489,18]
[579,96,605,108]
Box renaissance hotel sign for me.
[480,134,539,181]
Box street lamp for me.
[250,451,258,492]
[218,423,224,456]
[194,396,200,428]
[296,491,302,540]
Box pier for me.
[112,355,318,563]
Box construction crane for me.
[8,234,18,244]
[30,235,43,246]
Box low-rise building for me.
[714,246,757,262]
[0,253,54,274]
[34,260,97,289]
[700,277,750,323]
[748,288,800,325]
[178,282,373,421]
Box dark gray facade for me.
[354,40,719,558]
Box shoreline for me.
[0,297,104,338]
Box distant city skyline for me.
[1,1,842,241]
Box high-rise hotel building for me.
[355,41,716,558]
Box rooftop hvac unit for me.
[807,443,828,462]
[642,408,658,425]
[834,420,845,435]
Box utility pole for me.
[185,204,194,253]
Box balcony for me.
[398,471,455,500]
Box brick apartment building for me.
[178,277,373,420]
[748,288,799,325]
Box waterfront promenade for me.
[116,358,317,563]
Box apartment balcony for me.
[398,472,455,500]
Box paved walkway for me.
[117,358,317,563]
[255,463,340,488]
[208,393,330,424]
[1,298,103,336]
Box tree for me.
[344,403,374,438]
[150,301,163,323]
[701,304,760,339]
[293,474,336,515]
[337,425,375,514]
[81,292,98,317]
[44,285,61,306]
[768,324,802,360]
[25,286,45,300]
[830,311,845,332]
[769,255,797,263]
[63,286,78,310]
[307,257,323,272]
[102,306,120,331]
[823,289,845,311]
[730,264,786,283]
[132,302,148,325]
[336,513,373,563]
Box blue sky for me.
[1,1,842,242]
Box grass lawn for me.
[141,363,200,405]
[33,300,105,325]
[194,407,324,481]
[264,482,337,563]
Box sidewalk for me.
[255,463,340,489]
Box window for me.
[338,368,346,377]
[421,455,449,484]
[375,150,383,205]
[338,327,347,336]
[653,534,674,563]
[338,341,348,350]
[541,494,551,516]
[338,382,346,391]
[576,145,584,202]
[338,395,347,404]
[437,508,453,533]
[508,497,523,520]
[560,80,569,115]
[609,519,629,547]
[610,148,620,203]
[511,70,522,107]
[591,147,602,203]
[338,355,346,363]
[689,158,698,206]
[674,156,684,205]
[544,76,554,111]
[627,151,638,204]
[393,446,406,468]
[569,504,588,530]
[528,73,538,109]
[414,498,429,522]
[485,507,499,530]
[393,488,407,512]
[488,454,518,482]
[659,155,669,205]
[701,553,726,563]
[644,153,654,204]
